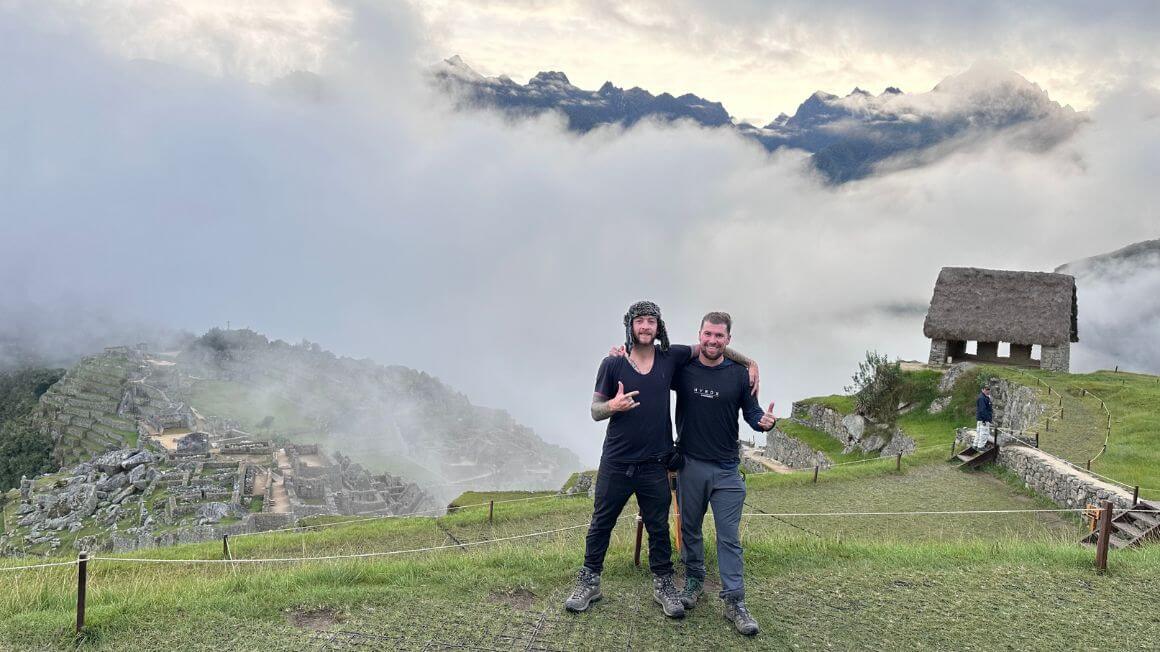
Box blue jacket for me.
[976,393,993,422]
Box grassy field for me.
[188,379,317,435]
[1,456,1124,651]
[985,367,1160,498]
[3,365,1157,649]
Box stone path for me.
[742,448,792,473]
[270,472,291,514]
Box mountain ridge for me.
[434,58,1084,182]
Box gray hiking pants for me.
[678,456,746,600]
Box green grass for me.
[188,379,316,435]
[986,367,1160,498]
[803,394,856,414]
[113,428,138,449]
[559,471,596,493]
[775,420,874,463]
[0,457,1116,650]
[447,491,558,509]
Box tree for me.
[844,351,906,428]
[0,420,53,491]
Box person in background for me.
[975,385,994,448]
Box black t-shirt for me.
[673,358,765,463]
[594,344,693,462]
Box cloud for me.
[413,1,1160,120]
[2,1,1158,467]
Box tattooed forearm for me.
[591,400,613,421]
[724,347,754,367]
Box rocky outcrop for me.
[938,362,977,393]
[763,428,832,470]
[987,378,1046,435]
[790,401,916,456]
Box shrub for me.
[844,351,905,427]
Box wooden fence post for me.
[488,500,494,524]
[1095,500,1113,573]
[896,453,902,471]
[222,534,229,559]
[1133,486,1140,506]
[1034,432,1040,448]
[633,513,644,567]
[75,552,88,635]
[813,465,819,483]
[1086,459,1092,471]
[950,438,956,457]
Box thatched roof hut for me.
[923,267,1078,345]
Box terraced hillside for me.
[35,350,141,467]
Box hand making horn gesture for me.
[609,381,640,412]
[758,401,776,431]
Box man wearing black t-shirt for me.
[564,300,692,618]
[673,312,775,636]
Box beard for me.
[632,331,655,346]
[701,344,724,361]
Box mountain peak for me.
[439,55,484,82]
[530,71,572,86]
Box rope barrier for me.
[1015,369,1116,466]
[12,505,1159,574]
[737,505,1155,515]
[90,516,625,566]
[0,559,80,573]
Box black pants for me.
[583,459,673,576]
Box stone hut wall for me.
[928,339,949,366]
[1041,343,1071,373]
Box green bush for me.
[844,351,905,427]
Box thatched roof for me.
[923,267,1078,345]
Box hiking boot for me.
[723,596,759,635]
[652,574,686,619]
[680,576,704,609]
[564,568,602,612]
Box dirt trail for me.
[742,448,793,473]
[251,469,269,497]
[268,449,293,513]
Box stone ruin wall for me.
[998,446,1134,510]
[787,402,915,456]
[763,428,832,471]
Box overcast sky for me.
[414,0,1160,121]
[2,1,1158,464]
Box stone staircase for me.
[951,443,998,469]
[1080,500,1160,550]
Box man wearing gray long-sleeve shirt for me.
[672,312,776,636]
